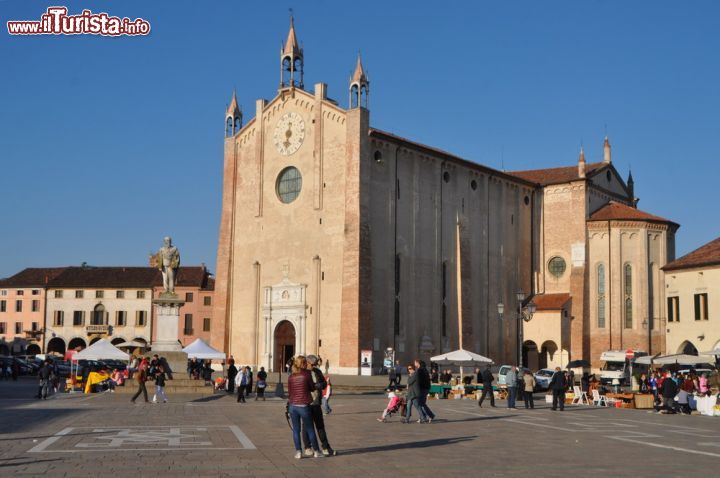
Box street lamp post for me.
[498,290,536,368]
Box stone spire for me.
[578,147,586,178]
[280,15,304,89]
[225,90,242,138]
[627,170,636,206]
[603,135,612,163]
[282,15,302,58]
[349,52,370,109]
[226,90,241,119]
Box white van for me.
[599,350,648,385]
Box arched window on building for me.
[597,264,606,328]
[624,263,633,328]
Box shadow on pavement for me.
[0,458,62,467]
[339,435,477,455]
[190,394,227,403]
[0,406,86,434]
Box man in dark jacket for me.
[660,372,678,413]
[415,360,436,422]
[131,361,149,403]
[478,365,496,407]
[549,367,567,411]
[227,362,237,393]
[301,355,336,456]
[402,364,427,423]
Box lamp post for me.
[498,290,536,368]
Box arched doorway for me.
[540,340,558,369]
[26,343,41,355]
[111,337,126,346]
[523,341,539,371]
[274,320,296,372]
[47,337,66,356]
[678,341,698,355]
[68,337,87,351]
[89,336,102,345]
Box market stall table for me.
[695,395,719,416]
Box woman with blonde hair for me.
[287,356,322,459]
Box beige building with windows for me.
[663,237,720,355]
[213,19,679,374]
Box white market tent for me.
[73,339,130,361]
[114,340,147,349]
[431,349,493,367]
[182,338,226,360]
[635,353,714,365]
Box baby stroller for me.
[377,391,407,422]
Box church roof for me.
[663,236,720,272]
[368,129,537,187]
[532,293,570,311]
[510,161,606,186]
[588,201,677,227]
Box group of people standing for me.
[642,370,713,414]
[287,354,336,458]
[226,358,268,402]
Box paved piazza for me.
[1,382,718,477]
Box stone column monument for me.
[151,237,187,374]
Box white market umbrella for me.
[115,340,147,349]
[73,339,130,361]
[431,349,493,367]
[182,338,226,360]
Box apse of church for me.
[212,18,535,374]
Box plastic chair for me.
[571,386,589,405]
[592,389,618,406]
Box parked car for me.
[533,368,555,390]
[33,357,71,377]
[497,365,532,386]
[0,356,37,375]
[102,360,128,372]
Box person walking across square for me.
[478,365,496,408]
[549,367,567,411]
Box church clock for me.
[273,112,305,156]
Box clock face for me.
[273,112,305,156]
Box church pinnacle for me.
[280,14,304,89]
[225,90,242,138]
[349,52,369,109]
[578,146,586,178]
[603,135,612,163]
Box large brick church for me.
[211,19,677,374]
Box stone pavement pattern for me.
[1,381,719,477]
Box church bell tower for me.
[280,16,304,89]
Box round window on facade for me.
[524,195,530,205]
[548,256,567,278]
[276,166,302,203]
[470,179,478,190]
[374,150,383,163]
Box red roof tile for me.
[0,267,69,288]
[509,162,606,186]
[588,201,677,226]
[663,237,720,271]
[0,266,213,290]
[532,293,571,311]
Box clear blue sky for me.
[1,0,718,278]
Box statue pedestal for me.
[151,295,188,379]
[152,295,185,352]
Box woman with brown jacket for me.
[523,371,536,409]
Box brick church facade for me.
[212,19,677,374]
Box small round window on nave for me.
[276,166,302,204]
[548,256,566,278]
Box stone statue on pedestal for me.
[155,236,180,296]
